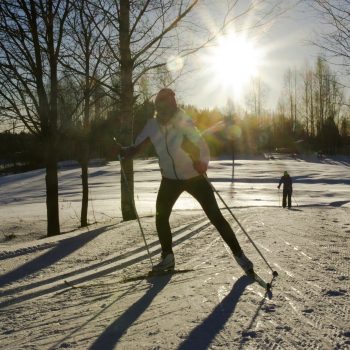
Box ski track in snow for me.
[1,208,349,350]
[0,158,350,349]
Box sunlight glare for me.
[204,33,263,98]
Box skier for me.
[114,88,254,274]
[277,171,293,208]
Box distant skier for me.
[114,88,254,274]
[277,171,293,208]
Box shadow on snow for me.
[89,275,172,350]
[177,275,253,350]
[0,224,111,290]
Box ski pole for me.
[205,175,278,277]
[114,138,154,268]
[292,192,299,207]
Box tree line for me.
[240,57,350,155]
[3,54,350,170]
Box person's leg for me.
[288,190,292,208]
[282,190,287,208]
[185,176,243,256]
[156,178,183,256]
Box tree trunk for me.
[76,139,90,227]
[45,139,60,236]
[310,78,314,137]
[119,0,136,220]
[231,145,235,182]
[80,62,91,227]
[80,159,89,227]
[120,157,136,220]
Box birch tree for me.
[0,0,71,236]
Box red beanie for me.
[155,88,177,108]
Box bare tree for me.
[301,64,315,136]
[315,57,326,132]
[0,0,71,236]
[245,76,268,117]
[300,57,345,141]
[312,0,350,73]
[311,1,350,140]
[283,68,298,131]
[61,0,110,227]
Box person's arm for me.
[115,120,153,159]
[118,138,151,159]
[277,177,282,189]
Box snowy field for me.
[0,156,349,349]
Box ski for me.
[246,270,271,291]
[122,268,194,283]
[64,280,77,289]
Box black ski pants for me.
[156,175,242,257]
[282,189,292,208]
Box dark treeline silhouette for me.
[2,95,349,176]
[0,99,155,174]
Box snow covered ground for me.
[0,155,349,349]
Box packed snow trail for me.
[1,207,349,349]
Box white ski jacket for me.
[134,109,210,180]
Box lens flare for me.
[167,55,184,72]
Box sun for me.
[204,32,263,98]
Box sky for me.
[174,1,340,111]
[1,1,347,134]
